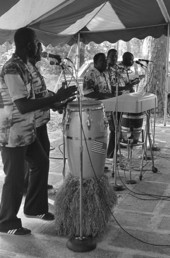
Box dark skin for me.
[107,49,118,67]
[107,50,134,94]
[121,52,140,92]
[84,53,114,100]
[13,31,77,114]
[29,42,65,112]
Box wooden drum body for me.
[65,100,108,178]
[121,112,144,144]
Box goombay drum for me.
[121,112,144,144]
[65,99,108,178]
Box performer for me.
[106,50,135,158]
[106,51,144,159]
[24,42,59,193]
[118,52,142,93]
[0,27,77,235]
[83,53,114,99]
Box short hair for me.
[122,52,134,60]
[107,49,117,57]
[14,27,36,49]
[93,53,105,64]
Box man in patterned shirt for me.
[83,53,115,171]
[83,53,113,100]
[106,49,120,159]
[24,42,55,192]
[106,50,142,160]
[0,27,76,235]
[118,52,140,93]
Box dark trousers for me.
[24,124,50,190]
[107,112,121,158]
[0,138,49,230]
[36,124,50,157]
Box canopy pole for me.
[163,23,170,126]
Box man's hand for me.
[55,85,77,103]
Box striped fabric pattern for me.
[0,54,36,147]
[27,62,50,128]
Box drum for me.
[121,112,144,144]
[65,99,108,178]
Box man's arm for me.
[83,75,113,100]
[14,95,61,114]
[14,86,77,114]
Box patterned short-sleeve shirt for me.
[27,62,50,128]
[0,54,36,147]
[83,67,111,95]
[108,63,137,95]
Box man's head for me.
[107,49,118,67]
[14,27,39,60]
[122,52,134,67]
[93,53,107,72]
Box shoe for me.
[48,184,53,190]
[25,212,55,221]
[0,227,31,235]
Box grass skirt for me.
[54,173,117,237]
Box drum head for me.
[67,99,102,108]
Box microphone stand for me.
[66,64,96,252]
[113,68,125,191]
[137,61,159,152]
[60,65,68,180]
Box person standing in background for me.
[106,49,119,159]
[83,52,113,100]
[118,51,141,93]
[106,50,137,162]
[83,52,115,171]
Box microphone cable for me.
[78,107,170,246]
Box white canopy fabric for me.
[0,0,170,45]
[0,0,170,123]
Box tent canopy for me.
[0,0,170,45]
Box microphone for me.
[41,52,61,63]
[138,59,153,63]
[135,61,147,68]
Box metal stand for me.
[125,141,137,184]
[62,108,67,179]
[66,94,97,252]
[148,106,160,152]
[66,42,97,250]
[144,111,158,173]
[113,70,125,191]
[119,110,158,182]
[67,236,96,252]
